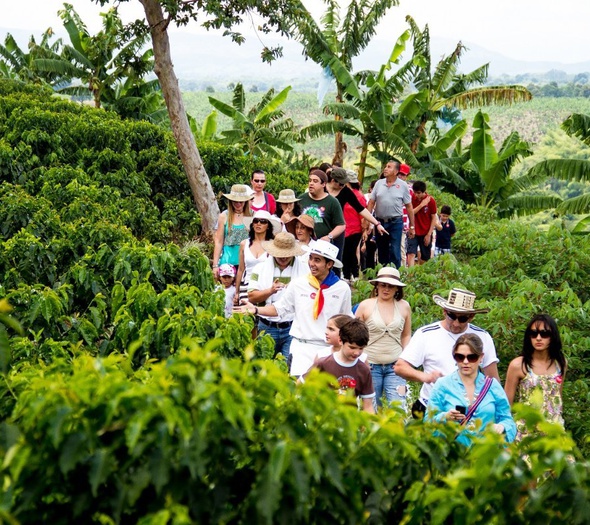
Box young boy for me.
[218,264,236,318]
[314,318,376,413]
[434,205,456,256]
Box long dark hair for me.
[276,201,301,218]
[248,221,274,245]
[521,313,566,373]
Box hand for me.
[424,370,443,384]
[320,235,331,242]
[407,229,415,239]
[213,266,220,280]
[424,233,432,247]
[492,423,505,434]
[447,409,466,423]
[270,279,285,294]
[233,300,256,315]
[376,223,389,236]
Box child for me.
[314,318,376,413]
[434,205,456,256]
[218,264,236,318]
[504,314,567,442]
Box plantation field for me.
[183,90,590,164]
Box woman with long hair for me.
[276,189,301,225]
[504,313,567,440]
[427,333,516,446]
[355,267,411,409]
[212,185,253,280]
[234,210,281,305]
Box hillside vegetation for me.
[1,80,590,523]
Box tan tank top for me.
[365,299,405,364]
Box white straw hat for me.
[369,267,406,287]
[306,240,343,269]
[243,210,282,235]
[433,288,489,314]
[222,184,254,202]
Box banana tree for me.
[208,83,299,157]
[527,113,590,232]
[283,0,399,165]
[399,16,533,154]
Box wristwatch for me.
[328,233,333,241]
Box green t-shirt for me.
[298,192,345,239]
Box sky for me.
[3,0,590,64]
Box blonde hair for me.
[226,198,252,225]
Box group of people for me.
[212,165,566,446]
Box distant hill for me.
[2,26,589,90]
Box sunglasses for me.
[253,218,269,225]
[453,353,479,363]
[446,311,471,323]
[529,329,551,338]
[252,179,266,183]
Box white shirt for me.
[273,274,353,342]
[399,321,499,404]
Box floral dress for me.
[515,365,564,441]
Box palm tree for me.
[527,113,590,232]
[34,4,152,109]
[400,16,533,154]
[284,0,400,165]
[207,83,299,157]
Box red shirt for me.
[343,189,367,236]
[411,193,437,236]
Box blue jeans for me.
[369,363,407,409]
[375,217,403,268]
[258,321,293,359]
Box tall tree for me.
[96,0,300,235]
[284,0,399,165]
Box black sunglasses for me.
[529,329,551,338]
[453,353,479,363]
[252,179,266,183]
[253,218,269,225]
[446,311,471,323]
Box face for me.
[295,222,312,242]
[529,322,551,352]
[453,344,483,375]
[251,173,266,192]
[220,275,234,288]
[340,342,364,362]
[252,217,269,232]
[376,282,397,299]
[308,253,332,280]
[442,310,474,334]
[440,213,450,222]
[308,175,325,197]
[274,256,293,270]
[398,173,408,182]
[325,319,341,346]
[383,161,398,178]
[282,202,294,213]
[231,200,245,213]
[414,190,426,201]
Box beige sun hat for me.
[285,214,316,238]
[243,210,282,235]
[369,266,406,287]
[262,232,306,258]
[307,239,343,269]
[433,288,490,314]
[276,189,300,203]
[222,184,254,202]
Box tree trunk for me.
[332,86,346,166]
[139,0,219,237]
[358,139,369,184]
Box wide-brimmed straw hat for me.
[307,240,343,269]
[433,288,489,314]
[276,189,300,203]
[285,215,316,237]
[262,232,306,258]
[243,210,282,235]
[369,267,406,287]
[223,184,254,202]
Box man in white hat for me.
[394,288,500,418]
[239,239,352,375]
[248,232,310,359]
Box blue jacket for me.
[426,371,517,446]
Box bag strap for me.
[460,377,494,426]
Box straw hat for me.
[262,232,306,258]
[307,239,343,268]
[222,184,254,202]
[433,288,489,314]
[276,189,300,203]
[369,266,406,287]
[285,214,316,237]
[243,210,282,235]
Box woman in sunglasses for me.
[426,333,516,446]
[234,211,281,306]
[504,314,567,441]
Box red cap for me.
[399,164,411,175]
